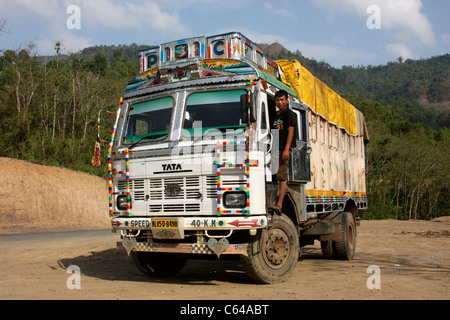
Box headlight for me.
[224,192,247,208]
[117,195,132,210]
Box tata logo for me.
[165,184,182,197]
[162,163,183,171]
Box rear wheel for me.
[320,212,356,260]
[334,211,356,260]
[131,252,187,278]
[241,214,299,284]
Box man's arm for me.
[282,126,295,161]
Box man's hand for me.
[282,149,290,162]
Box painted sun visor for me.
[139,47,159,73]
[206,33,266,69]
[125,32,274,93]
[160,36,206,64]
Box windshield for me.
[123,97,173,144]
[183,90,246,137]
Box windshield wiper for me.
[215,125,246,132]
[190,125,246,144]
[128,133,167,150]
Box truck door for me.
[289,102,311,183]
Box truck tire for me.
[131,252,187,278]
[241,214,299,284]
[334,211,356,260]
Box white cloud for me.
[0,0,95,54]
[0,0,61,19]
[331,36,347,46]
[0,0,191,55]
[0,0,189,39]
[386,43,417,61]
[72,0,189,35]
[264,2,297,20]
[312,0,436,47]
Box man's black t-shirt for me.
[272,107,297,151]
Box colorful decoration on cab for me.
[124,32,280,93]
[92,109,116,167]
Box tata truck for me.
[104,32,369,284]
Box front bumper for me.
[113,215,268,256]
[117,239,249,256]
[112,215,267,233]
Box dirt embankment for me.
[0,157,110,233]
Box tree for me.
[91,53,108,75]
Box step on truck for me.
[101,32,369,284]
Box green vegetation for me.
[351,96,449,220]
[0,42,448,220]
[0,46,137,177]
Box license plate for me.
[152,219,178,229]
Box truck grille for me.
[149,204,201,213]
[206,176,218,198]
[117,177,218,199]
[149,177,201,200]
[116,176,218,214]
[117,179,145,201]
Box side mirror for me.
[240,93,257,124]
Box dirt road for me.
[0,219,448,301]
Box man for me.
[271,90,296,214]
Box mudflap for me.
[122,237,137,256]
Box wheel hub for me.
[263,229,290,269]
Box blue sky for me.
[0,0,449,68]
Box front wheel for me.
[241,214,299,284]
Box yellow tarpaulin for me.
[327,86,338,125]
[277,59,365,138]
[315,78,328,120]
[301,65,315,107]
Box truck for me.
[102,32,369,284]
